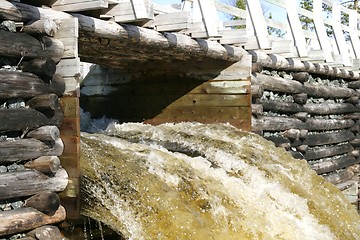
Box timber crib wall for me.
[251,56,360,209]
[0,3,80,238]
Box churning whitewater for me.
[80,121,360,240]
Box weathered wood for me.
[27,94,60,114]
[252,115,306,131]
[257,100,303,113]
[251,84,263,99]
[344,112,360,120]
[0,30,64,62]
[22,19,59,37]
[251,104,263,116]
[304,143,354,160]
[349,136,360,147]
[292,93,307,105]
[20,58,57,78]
[296,145,308,154]
[0,138,63,163]
[289,150,304,159]
[323,168,355,184]
[293,112,308,121]
[283,129,301,141]
[303,103,359,115]
[0,0,22,21]
[310,155,359,174]
[24,156,61,175]
[304,82,354,99]
[24,191,60,215]
[304,131,355,147]
[305,118,355,131]
[0,71,64,99]
[26,225,66,240]
[0,168,68,200]
[0,205,66,237]
[0,109,61,132]
[252,73,305,94]
[74,13,245,62]
[348,81,360,89]
[345,96,359,105]
[26,126,60,142]
[291,72,310,83]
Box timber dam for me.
[0,0,360,239]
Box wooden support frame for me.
[246,0,271,49]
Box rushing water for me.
[80,122,360,240]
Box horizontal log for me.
[0,205,66,237]
[252,73,305,94]
[289,150,304,159]
[26,125,60,142]
[252,104,263,116]
[349,136,360,147]
[24,156,61,175]
[257,100,303,113]
[291,72,309,83]
[304,83,354,99]
[305,118,355,131]
[264,135,302,147]
[304,143,354,160]
[251,84,263,99]
[293,112,308,121]
[0,108,62,133]
[292,93,307,105]
[0,138,63,163]
[252,115,306,131]
[304,131,355,147]
[0,168,68,200]
[323,168,355,184]
[20,58,57,78]
[344,113,360,120]
[0,30,64,62]
[348,81,360,89]
[24,191,60,214]
[22,19,59,37]
[303,103,359,115]
[310,155,359,174]
[0,71,64,99]
[26,225,64,240]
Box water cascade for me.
[80,122,360,239]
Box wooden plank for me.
[60,37,78,58]
[52,0,108,12]
[130,0,152,19]
[60,96,80,118]
[60,117,80,137]
[63,76,80,97]
[197,0,219,37]
[168,94,250,107]
[313,0,334,63]
[55,17,79,39]
[215,2,246,18]
[190,81,250,95]
[332,3,351,66]
[246,0,271,49]
[60,136,80,159]
[55,57,80,77]
[286,0,308,57]
[155,106,251,120]
[348,9,360,59]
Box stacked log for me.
[252,70,360,206]
[0,14,68,239]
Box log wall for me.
[0,5,80,239]
[251,67,360,207]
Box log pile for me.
[0,13,68,239]
[252,70,360,206]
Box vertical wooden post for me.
[349,9,360,59]
[332,3,352,66]
[196,0,220,37]
[286,0,308,57]
[54,17,81,220]
[313,0,334,63]
[246,0,271,49]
